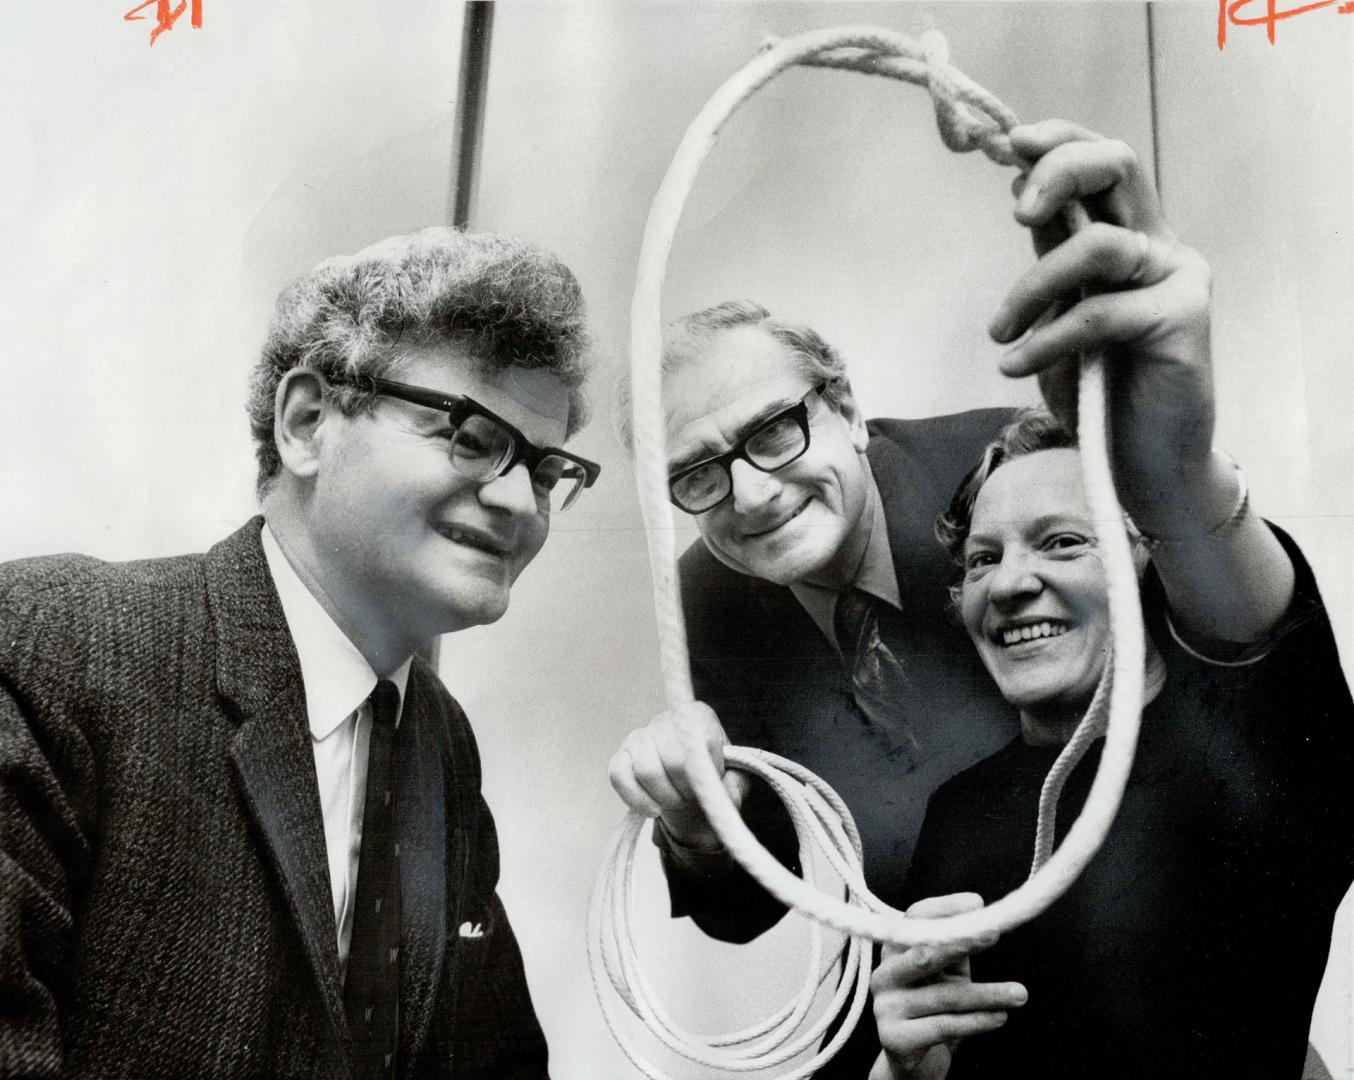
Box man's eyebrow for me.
[667,396,802,474]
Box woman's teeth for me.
[1001,621,1066,646]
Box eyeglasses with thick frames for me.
[329,374,601,513]
[668,383,827,514]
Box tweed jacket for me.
[0,519,547,1079]
[661,409,1022,942]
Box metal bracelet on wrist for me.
[1136,452,1249,550]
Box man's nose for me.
[988,552,1043,606]
[478,462,540,517]
[729,459,780,514]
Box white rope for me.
[598,25,1146,1075]
[1030,650,1113,873]
[588,748,875,1078]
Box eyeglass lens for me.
[449,414,516,477]
[531,455,589,512]
[449,414,585,513]
[671,408,808,513]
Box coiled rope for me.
[592,25,1146,1077]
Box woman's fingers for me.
[872,895,1027,1066]
[877,1007,1015,1050]
[999,282,1203,379]
[1009,117,1105,155]
[904,892,986,919]
[1008,121,1166,237]
[873,938,994,993]
[887,978,1028,1019]
[990,223,1178,347]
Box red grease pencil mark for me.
[1218,0,1351,47]
[124,0,202,45]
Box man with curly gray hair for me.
[0,226,599,1079]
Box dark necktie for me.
[344,679,402,1078]
[832,586,919,764]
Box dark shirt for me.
[659,411,1020,942]
[900,527,1354,1079]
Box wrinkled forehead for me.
[970,449,1091,535]
[395,340,571,442]
[661,326,811,447]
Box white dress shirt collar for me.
[260,523,411,733]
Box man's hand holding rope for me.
[609,702,749,853]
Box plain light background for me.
[2,2,1350,1077]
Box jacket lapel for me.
[866,414,1015,616]
[868,432,932,608]
[205,519,346,1038]
[395,671,450,1066]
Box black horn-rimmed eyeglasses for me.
[668,384,826,514]
[328,374,601,513]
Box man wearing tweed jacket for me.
[0,228,600,1078]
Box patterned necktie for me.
[344,679,402,1078]
[832,586,919,763]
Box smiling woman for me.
[956,448,1115,742]
[936,412,1114,744]
[870,409,1354,1079]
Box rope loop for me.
[598,25,1148,1077]
[588,748,876,1079]
[762,28,1022,165]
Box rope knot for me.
[913,31,1018,166]
[759,28,1024,169]
[919,28,950,67]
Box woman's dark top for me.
[901,527,1354,1079]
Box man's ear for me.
[835,387,870,454]
[273,368,331,481]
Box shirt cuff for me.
[651,818,736,873]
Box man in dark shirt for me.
[616,298,1018,942]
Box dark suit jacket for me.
[0,519,547,1079]
[661,410,1021,941]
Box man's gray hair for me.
[615,299,853,451]
[247,226,592,493]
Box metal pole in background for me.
[422,1,495,673]
[451,1,495,227]
[1144,3,1163,201]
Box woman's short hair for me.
[247,227,592,494]
[613,299,854,452]
[935,409,1076,564]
